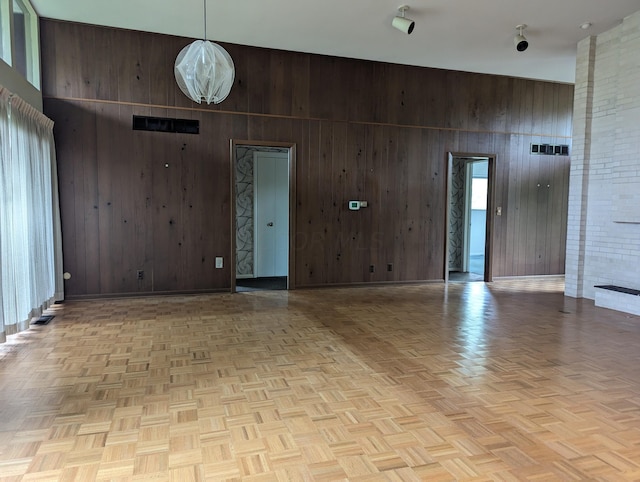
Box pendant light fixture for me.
[174,0,235,104]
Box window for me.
[471,178,488,210]
[0,0,39,88]
[0,0,10,65]
[11,0,26,77]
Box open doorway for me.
[445,153,495,283]
[231,141,296,292]
[464,160,489,278]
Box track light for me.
[514,24,528,52]
[392,5,415,34]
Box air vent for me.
[530,143,569,156]
[132,115,199,134]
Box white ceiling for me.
[30,0,640,84]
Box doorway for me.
[463,160,488,278]
[445,153,495,283]
[231,141,296,292]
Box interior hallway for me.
[1,278,640,480]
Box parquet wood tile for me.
[2,278,640,480]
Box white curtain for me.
[0,85,63,343]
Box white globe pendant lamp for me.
[174,0,235,104]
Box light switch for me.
[215,257,223,268]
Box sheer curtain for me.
[0,86,63,343]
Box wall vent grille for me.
[132,115,199,134]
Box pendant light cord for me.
[203,0,207,40]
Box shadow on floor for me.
[449,271,485,282]
[236,277,287,292]
[449,255,485,282]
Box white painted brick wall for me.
[565,36,596,297]
[566,10,640,312]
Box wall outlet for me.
[215,257,223,269]
[387,263,393,272]
[137,270,144,280]
[369,265,375,273]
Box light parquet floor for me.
[1,278,640,481]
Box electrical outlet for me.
[369,265,375,273]
[215,257,223,269]
[387,263,393,272]
[137,270,144,280]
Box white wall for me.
[566,10,640,305]
[469,210,486,257]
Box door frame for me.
[444,152,496,282]
[230,140,297,293]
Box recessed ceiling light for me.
[580,22,592,30]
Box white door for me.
[254,152,289,278]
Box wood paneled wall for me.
[40,20,573,297]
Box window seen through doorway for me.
[471,178,487,210]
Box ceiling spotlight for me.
[514,24,528,52]
[392,5,415,34]
[580,22,592,30]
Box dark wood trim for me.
[485,154,497,282]
[288,143,297,290]
[230,140,237,294]
[65,288,229,301]
[295,279,445,290]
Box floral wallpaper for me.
[236,147,255,277]
[449,158,465,271]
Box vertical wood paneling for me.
[497,134,510,276]
[504,136,519,276]
[119,30,150,105]
[309,56,349,121]
[365,125,385,279]
[130,105,155,292]
[41,19,574,296]
[110,103,139,292]
[535,156,551,275]
[346,60,374,123]
[381,127,398,280]
[345,123,366,282]
[93,27,119,101]
[550,155,570,274]
[95,102,119,292]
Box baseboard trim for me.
[295,279,444,290]
[66,288,230,301]
[493,274,565,281]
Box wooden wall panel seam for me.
[42,95,572,139]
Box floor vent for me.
[32,315,54,325]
